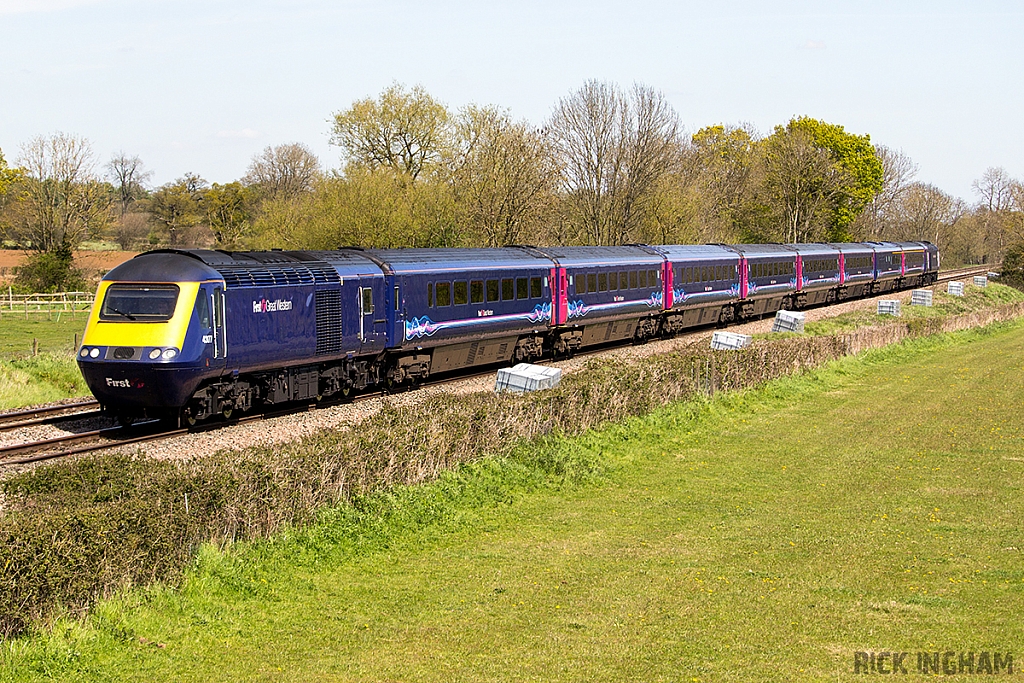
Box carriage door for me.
[357,279,384,350]
[212,286,227,359]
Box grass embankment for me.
[0,317,90,410]
[802,280,1019,335]
[3,318,1023,681]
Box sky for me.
[1,0,1022,201]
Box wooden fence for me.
[0,287,95,321]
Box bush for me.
[1000,242,1024,290]
[13,248,87,293]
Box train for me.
[77,240,939,425]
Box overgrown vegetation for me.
[0,316,89,409]
[1,296,1022,639]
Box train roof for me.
[785,243,842,257]
[727,244,798,258]
[363,247,552,274]
[827,243,875,254]
[644,244,739,260]
[530,245,664,267]
[103,250,224,282]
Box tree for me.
[755,127,848,243]
[203,182,256,247]
[447,106,555,247]
[11,133,110,254]
[1000,241,1024,289]
[107,153,152,216]
[146,173,207,247]
[546,80,682,245]
[782,117,884,240]
[330,83,450,182]
[855,145,917,239]
[894,182,964,245]
[243,143,320,201]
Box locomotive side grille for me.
[315,289,343,356]
[215,264,340,289]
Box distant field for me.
[0,249,135,284]
[4,319,1021,681]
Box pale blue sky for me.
[2,0,1021,201]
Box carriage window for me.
[516,277,528,300]
[454,281,468,306]
[531,277,542,298]
[587,273,597,293]
[502,278,514,301]
[427,282,434,307]
[639,270,648,288]
[629,271,638,289]
[361,287,374,314]
[487,279,500,302]
[470,280,484,304]
[576,274,587,294]
[610,272,619,291]
[620,272,628,289]
[436,281,451,307]
[598,273,608,291]
[650,270,659,285]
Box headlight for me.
[89,348,100,358]
[161,348,178,360]
[149,349,162,360]
[80,348,89,357]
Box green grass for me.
[3,320,1023,681]
[0,317,90,409]
[802,282,1024,335]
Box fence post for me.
[32,338,38,357]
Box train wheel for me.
[116,414,136,427]
[182,407,199,428]
[221,406,234,421]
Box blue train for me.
[77,240,939,424]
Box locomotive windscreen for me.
[99,284,180,322]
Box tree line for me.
[1,80,1021,291]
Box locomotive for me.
[77,241,939,425]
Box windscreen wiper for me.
[108,307,136,321]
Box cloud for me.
[802,40,827,50]
[217,128,260,139]
[0,0,104,14]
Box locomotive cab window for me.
[100,284,179,322]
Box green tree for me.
[203,182,256,247]
[783,117,884,240]
[330,83,450,182]
[146,173,207,246]
[1000,241,1024,289]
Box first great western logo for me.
[252,298,293,314]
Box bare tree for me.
[107,153,152,216]
[546,80,682,245]
[973,167,1014,212]
[447,106,555,246]
[243,143,321,201]
[857,146,917,239]
[895,182,964,245]
[112,212,151,250]
[14,132,110,253]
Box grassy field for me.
[3,320,1022,681]
[0,317,90,410]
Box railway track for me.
[0,264,1003,469]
